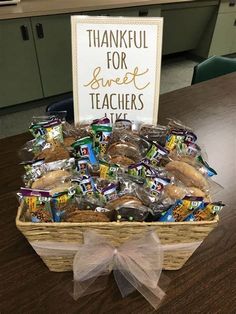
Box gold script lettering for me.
[84,66,150,90]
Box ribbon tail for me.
[73,275,109,300]
[73,230,115,300]
[113,270,136,297]
[115,268,166,310]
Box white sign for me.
[71,16,163,124]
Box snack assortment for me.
[18,115,224,223]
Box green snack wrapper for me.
[92,125,112,157]
[99,160,119,180]
[71,137,98,165]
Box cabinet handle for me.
[36,23,44,39]
[234,19,236,26]
[139,10,149,17]
[229,0,236,6]
[20,25,29,41]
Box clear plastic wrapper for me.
[17,116,224,223]
[107,128,150,164]
[115,204,152,222]
[60,195,111,222]
[114,119,132,131]
[165,160,210,192]
[106,194,143,211]
[31,169,72,190]
[139,123,168,146]
[22,158,75,187]
[164,183,211,202]
[18,138,48,162]
[63,121,92,144]
[166,118,193,132]
[34,141,70,163]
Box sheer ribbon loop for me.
[72,230,166,309]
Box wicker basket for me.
[16,202,218,272]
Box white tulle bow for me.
[30,232,202,309]
[72,230,166,309]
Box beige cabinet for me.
[161,1,218,55]
[31,14,72,97]
[0,18,43,108]
[0,14,73,108]
[209,11,236,56]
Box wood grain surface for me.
[1,73,236,313]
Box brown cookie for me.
[31,169,71,189]
[65,210,110,222]
[165,160,208,190]
[107,142,140,163]
[106,195,142,210]
[64,136,76,148]
[165,185,186,200]
[110,155,135,167]
[35,143,70,162]
[165,184,209,201]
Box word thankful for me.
[84,66,150,90]
[86,30,148,49]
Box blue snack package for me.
[159,196,204,222]
[51,192,74,222]
[71,137,98,165]
[184,201,224,221]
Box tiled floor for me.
[160,55,198,94]
[0,54,198,139]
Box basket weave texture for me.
[16,202,218,272]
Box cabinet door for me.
[31,15,72,97]
[162,3,217,55]
[0,18,43,108]
[209,13,236,56]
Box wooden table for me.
[1,73,236,313]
